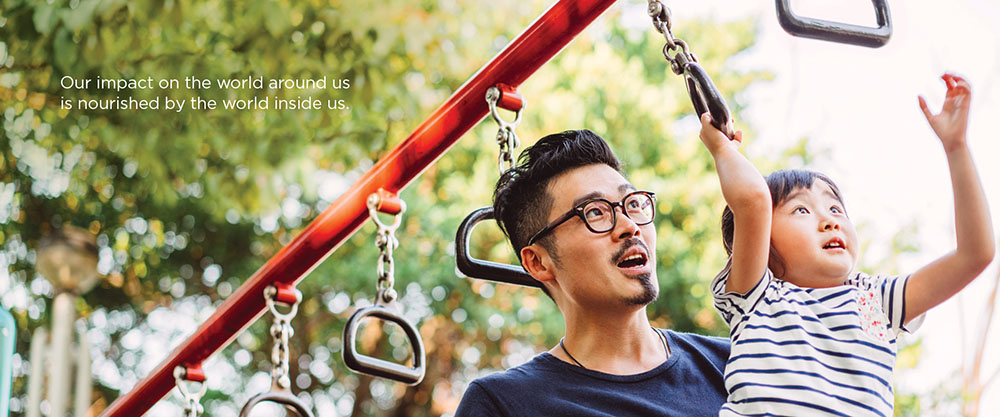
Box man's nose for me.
[614,207,641,240]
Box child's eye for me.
[793,207,809,214]
[830,206,843,214]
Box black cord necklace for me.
[559,326,669,370]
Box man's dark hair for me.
[720,169,846,276]
[493,129,623,264]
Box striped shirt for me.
[712,262,923,417]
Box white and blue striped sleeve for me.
[711,258,771,329]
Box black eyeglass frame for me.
[526,191,657,246]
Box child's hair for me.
[721,169,847,275]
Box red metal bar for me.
[101,0,616,415]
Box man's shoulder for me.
[468,353,559,387]
[454,354,561,417]
[665,330,730,352]
[661,329,731,372]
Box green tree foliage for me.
[1,0,789,415]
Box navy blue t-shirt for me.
[454,330,730,417]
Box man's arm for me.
[699,114,772,294]
[906,74,995,323]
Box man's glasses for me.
[526,191,656,246]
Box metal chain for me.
[367,194,405,304]
[647,0,698,75]
[485,87,523,174]
[264,285,301,391]
[173,366,207,417]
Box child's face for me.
[769,182,859,288]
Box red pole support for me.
[495,83,524,112]
[370,189,404,215]
[174,363,205,383]
[101,0,616,415]
[271,283,300,306]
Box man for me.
[454,130,730,416]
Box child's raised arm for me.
[906,74,995,323]
[699,114,772,294]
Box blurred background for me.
[0,0,997,416]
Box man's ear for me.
[521,244,556,283]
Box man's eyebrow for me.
[572,191,604,207]
[571,184,636,207]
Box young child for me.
[699,73,995,416]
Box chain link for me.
[485,87,522,174]
[173,366,207,417]
[375,226,398,302]
[367,194,405,304]
[647,0,698,75]
[264,285,301,391]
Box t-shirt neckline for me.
[536,329,681,382]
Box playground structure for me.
[90,0,894,415]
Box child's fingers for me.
[918,96,934,120]
[952,77,972,95]
[701,112,713,126]
[947,73,969,85]
[942,74,958,90]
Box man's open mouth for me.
[617,251,648,268]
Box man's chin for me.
[623,272,658,306]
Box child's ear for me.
[521,245,556,283]
[768,246,785,278]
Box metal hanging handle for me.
[238,391,315,417]
[455,207,541,288]
[342,291,427,385]
[342,192,425,385]
[647,0,736,140]
[683,62,735,139]
[775,0,892,48]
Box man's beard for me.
[623,272,658,306]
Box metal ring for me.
[173,366,208,401]
[366,194,405,232]
[486,87,523,133]
[264,286,302,322]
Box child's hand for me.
[919,73,971,152]
[699,113,743,156]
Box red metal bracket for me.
[494,84,524,112]
[370,189,404,215]
[271,283,300,306]
[178,364,206,383]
